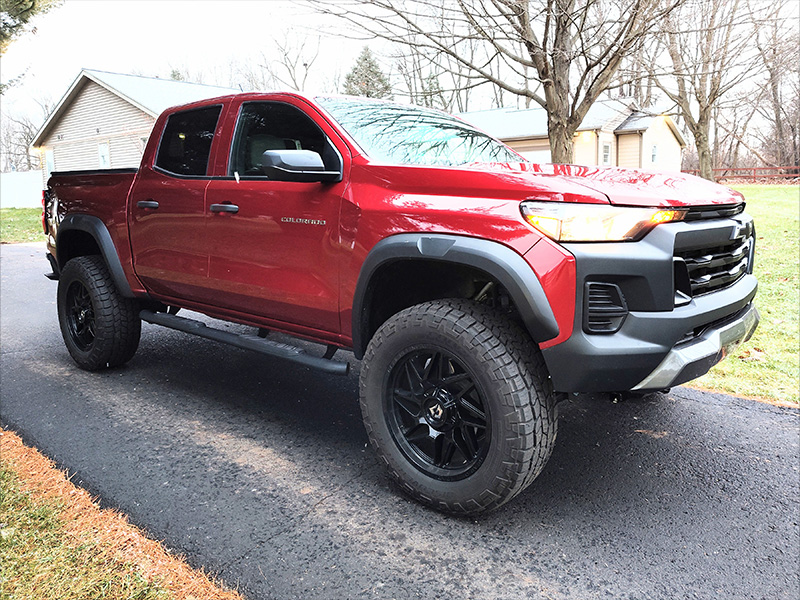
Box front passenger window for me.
[230,102,332,177]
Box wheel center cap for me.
[423,389,456,429]
[427,402,445,421]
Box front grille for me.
[684,204,745,221]
[674,220,754,296]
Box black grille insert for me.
[675,222,753,296]
[684,204,745,221]
[584,282,628,334]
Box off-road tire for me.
[359,298,558,515]
[57,256,141,370]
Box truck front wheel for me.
[57,256,141,371]
[359,299,558,514]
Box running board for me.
[139,310,349,376]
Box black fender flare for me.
[56,214,135,298]
[351,233,558,358]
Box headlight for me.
[520,201,686,242]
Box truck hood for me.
[510,163,744,208]
[358,161,743,209]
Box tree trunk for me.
[694,125,714,181]
[548,118,574,164]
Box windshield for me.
[316,96,521,167]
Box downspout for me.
[638,131,643,168]
[595,129,600,165]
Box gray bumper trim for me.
[632,303,760,391]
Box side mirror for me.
[261,150,342,183]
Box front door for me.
[203,100,346,333]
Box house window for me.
[651,145,658,163]
[602,143,612,166]
[98,142,111,168]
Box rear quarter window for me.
[155,106,222,176]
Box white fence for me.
[1,171,44,209]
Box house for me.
[31,69,239,184]
[460,99,686,171]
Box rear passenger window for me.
[156,106,222,176]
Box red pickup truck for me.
[44,92,759,514]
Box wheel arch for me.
[56,214,134,297]
[351,233,558,359]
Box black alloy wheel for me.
[57,256,141,371]
[386,348,490,480]
[359,299,559,515]
[65,279,96,351]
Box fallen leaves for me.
[738,347,767,362]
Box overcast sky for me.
[1,0,366,120]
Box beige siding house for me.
[32,70,238,185]
[461,100,686,171]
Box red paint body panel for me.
[128,166,211,299]
[524,240,577,349]
[47,170,145,295]
[44,91,748,352]
[522,163,744,207]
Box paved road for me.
[2,242,798,600]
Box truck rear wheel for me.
[359,299,558,514]
[57,256,141,371]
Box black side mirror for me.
[261,150,342,183]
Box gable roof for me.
[459,99,684,146]
[32,69,240,147]
[616,112,686,146]
[459,99,635,141]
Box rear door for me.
[203,99,348,333]
[128,104,223,301]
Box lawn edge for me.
[0,428,244,600]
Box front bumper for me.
[632,302,759,391]
[540,214,759,393]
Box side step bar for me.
[139,310,349,376]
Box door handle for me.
[209,203,239,214]
[137,200,159,209]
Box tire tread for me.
[360,298,558,514]
[57,256,140,370]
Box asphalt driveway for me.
[2,242,798,599]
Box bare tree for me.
[229,53,277,91]
[711,94,764,171]
[0,0,61,55]
[0,98,51,171]
[223,35,322,93]
[1,114,38,170]
[394,43,497,112]
[751,0,799,168]
[308,0,683,163]
[272,35,321,92]
[646,0,768,179]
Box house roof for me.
[32,69,240,148]
[459,99,684,146]
[616,112,686,146]
[459,99,635,141]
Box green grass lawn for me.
[0,464,169,600]
[2,186,797,403]
[0,208,46,244]
[689,185,799,404]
